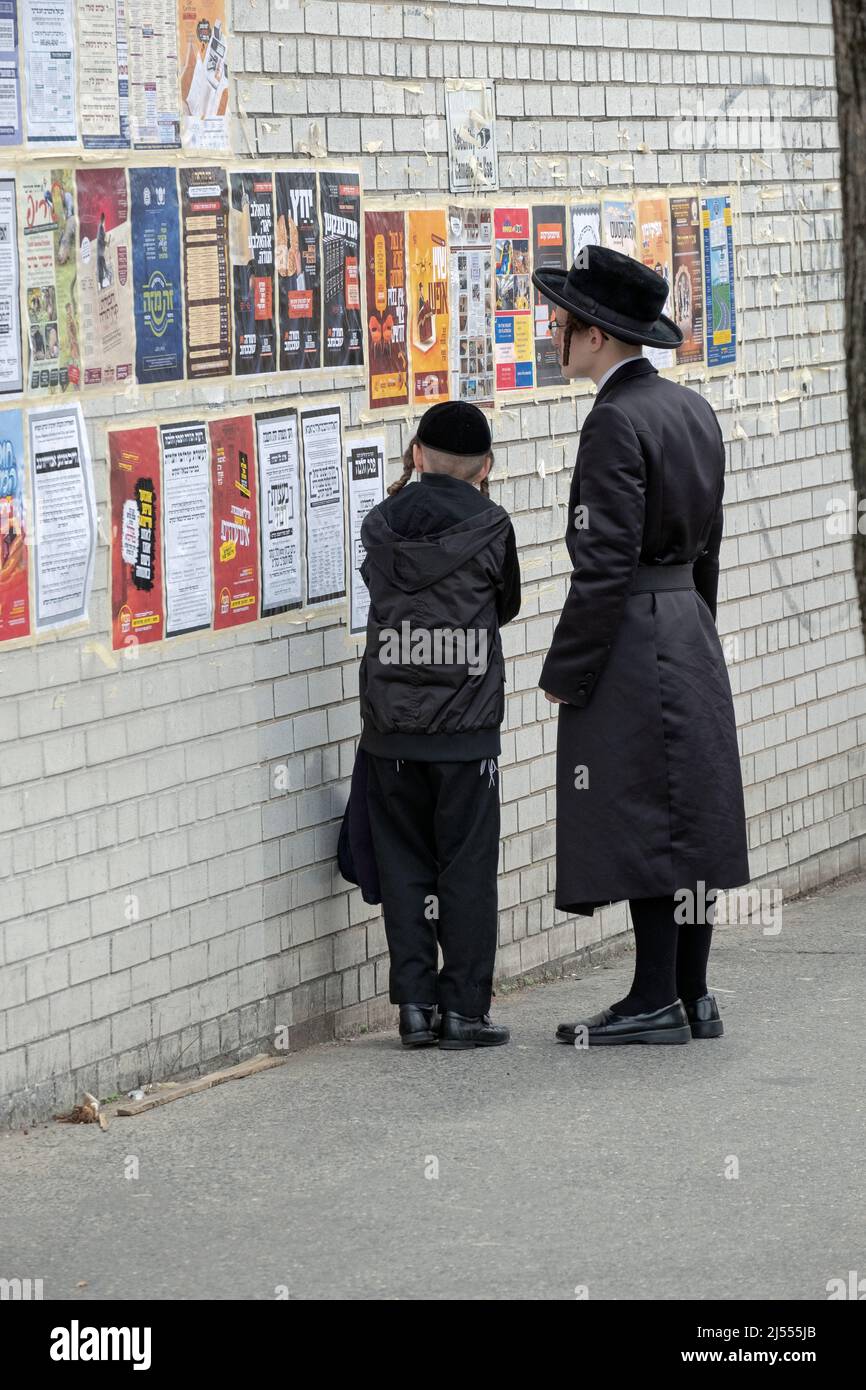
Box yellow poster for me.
[636,195,675,370]
[407,209,449,404]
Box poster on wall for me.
[445,79,498,194]
[78,0,130,150]
[493,206,533,392]
[532,204,568,387]
[23,0,76,143]
[701,194,736,369]
[127,0,181,149]
[320,171,363,370]
[209,413,260,630]
[180,165,231,379]
[256,408,303,615]
[275,169,320,372]
[160,421,212,637]
[230,169,276,376]
[448,205,493,406]
[0,408,30,642]
[178,0,230,151]
[669,195,704,367]
[0,173,22,394]
[21,169,81,396]
[408,208,449,405]
[301,406,345,607]
[109,424,163,650]
[29,403,96,631]
[130,167,184,385]
[76,167,135,388]
[346,435,384,635]
[0,1,22,147]
[602,197,636,258]
[571,201,600,260]
[365,209,408,410]
[636,195,675,371]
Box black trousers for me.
[365,755,501,1015]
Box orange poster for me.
[636,195,675,370]
[407,209,449,404]
[178,2,230,151]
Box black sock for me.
[676,921,713,1002]
[611,895,680,1015]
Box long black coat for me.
[539,357,750,915]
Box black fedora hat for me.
[532,243,683,349]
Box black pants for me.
[365,755,501,1015]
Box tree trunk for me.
[832,0,866,649]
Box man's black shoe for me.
[683,992,724,1038]
[556,999,692,1046]
[399,1004,439,1048]
[439,1011,510,1050]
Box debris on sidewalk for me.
[117,1053,286,1117]
[54,1093,108,1131]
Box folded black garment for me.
[337,746,382,905]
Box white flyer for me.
[0,172,22,393]
[29,403,96,631]
[23,0,77,143]
[300,405,345,607]
[255,408,303,616]
[346,435,384,635]
[160,421,213,636]
[445,80,498,194]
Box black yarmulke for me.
[416,401,492,457]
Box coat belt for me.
[629,563,696,593]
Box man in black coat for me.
[532,245,750,1046]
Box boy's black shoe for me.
[399,1004,440,1048]
[439,1011,510,1050]
[683,992,724,1038]
[555,1000,691,1045]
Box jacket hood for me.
[361,502,510,593]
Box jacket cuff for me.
[539,662,599,707]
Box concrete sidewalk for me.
[2,872,864,1301]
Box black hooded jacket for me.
[358,472,521,760]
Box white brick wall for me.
[1,0,864,1124]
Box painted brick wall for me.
[2,0,864,1124]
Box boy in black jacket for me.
[359,402,520,1049]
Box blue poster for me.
[701,195,736,369]
[130,167,184,385]
[0,1,22,147]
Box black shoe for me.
[439,1011,510,1050]
[683,992,724,1039]
[556,999,692,1046]
[399,1004,439,1048]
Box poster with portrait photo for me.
[448,204,493,406]
[76,166,135,388]
[669,195,704,367]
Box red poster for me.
[109,426,164,650]
[365,209,408,409]
[209,414,260,629]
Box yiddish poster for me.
[408,208,449,404]
[670,195,704,367]
[320,171,363,370]
[494,206,533,392]
[127,0,181,149]
[23,0,76,143]
[78,0,130,150]
[209,413,260,630]
[180,165,231,379]
[602,197,636,258]
[256,408,302,615]
[0,1,22,147]
[532,204,568,387]
[0,408,30,641]
[109,424,164,649]
[275,169,320,372]
[445,79,498,194]
[636,195,674,370]
[448,205,493,406]
[570,201,600,259]
[76,167,135,388]
[230,170,276,376]
[160,421,212,637]
[702,194,737,369]
[347,435,384,635]
[29,403,96,631]
[0,173,23,394]
[130,167,184,384]
[21,169,81,396]
[178,1,230,151]
[301,406,345,607]
[364,209,408,410]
